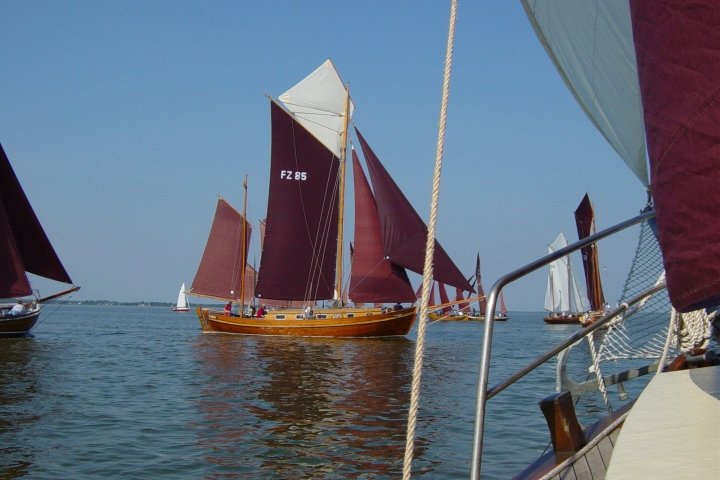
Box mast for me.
[239,175,248,309]
[334,83,351,304]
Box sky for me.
[0,1,647,311]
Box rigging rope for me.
[403,0,457,477]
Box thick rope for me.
[586,333,612,411]
[403,0,457,477]
[658,307,711,374]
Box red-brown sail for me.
[456,287,470,313]
[0,142,72,298]
[574,193,605,311]
[349,149,416,303]
[0,200,31,297]
[438,283,451,313]
[630,1,720,312]
[355,128,473,293]
[256,101,340,301]
[475,253,487,316]
[190,198,252,302]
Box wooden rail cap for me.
[538,391,587,460]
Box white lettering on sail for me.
[280,170,307,180]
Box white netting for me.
[585,217,712,409]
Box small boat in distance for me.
[543,232,588,324]
[428,282,469,321]
[0,142,80,336]
[172,283,190,312]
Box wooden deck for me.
[512,402,633,480]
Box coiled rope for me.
[403,0,458,477]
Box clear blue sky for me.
[0,1,646,311]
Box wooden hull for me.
[0,309,41,336]
[467,315,508,322]
[543,315,581,325]
[196,306,418,337]
[429,312,469,321]
[580,311,607,328]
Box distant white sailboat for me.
[172,283,190,312]
[543,232,589,324]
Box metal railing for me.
[470,209,655,479]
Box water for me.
[0,307,620,479]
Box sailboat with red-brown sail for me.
[575,193,609,327]
[0,142,79,336]
[194,59,473,337]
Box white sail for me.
[176,283,188,309]
[521,0,649,186]
[278,59,354,158]
[544,233,589,314]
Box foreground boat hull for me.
[196,306,418,337]
[0,309,41,336]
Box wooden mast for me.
[334,83,351,304]
[239,174,248,312]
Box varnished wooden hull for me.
[196,306,417,337]
[429,312,469,321]
[0,309,41,336]
[543,315,581,325]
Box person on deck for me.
[256,305,265,318]
[393,302,403,311]
[224,303,232,316]
[7,301,27,317]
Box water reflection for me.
[0,337,48,478]
[192,335,415,478]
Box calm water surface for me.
[0,307,615,479]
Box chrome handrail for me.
[470,209,655,479]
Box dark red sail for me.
[475,253,487,316]
[630,1,720,311]
[349,149,416,303]
[499,291,507,316]
[0,143,72,297]
[256,101,340,301]
[574,193,605,311]
[0,199,32,297]
[438,283,451,313]
[191,198,252,302]
[355,128,473,293]
[456,287,470,313]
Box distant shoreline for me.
[45,300,222,308]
